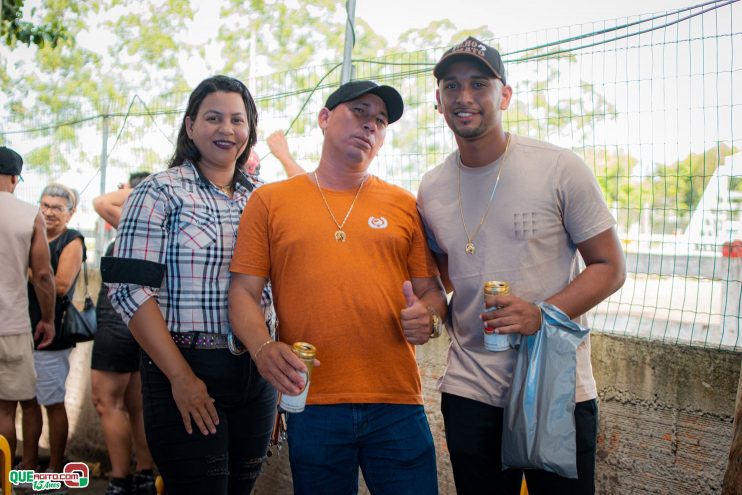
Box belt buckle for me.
[227,332,247,355]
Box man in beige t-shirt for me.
[417,37,626,495]
[0,146,55,465]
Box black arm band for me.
[101,256,166,287]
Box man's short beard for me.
[453,122,486,139]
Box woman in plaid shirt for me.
[105,76,275,495]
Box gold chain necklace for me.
[457,133,511,255]
[314,171,367,242]
[209,180,234,196]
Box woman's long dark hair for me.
[168,75,258,173]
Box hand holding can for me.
[483,281,511,352]
[279,342,317,413]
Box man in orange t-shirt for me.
[229,80,447,494]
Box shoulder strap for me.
[57,229,89,297]
[82,257,90,297]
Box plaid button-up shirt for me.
[108,161,274,335]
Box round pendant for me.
[335,230,347,242]
[465,242,476,255]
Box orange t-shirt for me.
[231,174,439,405]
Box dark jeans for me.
[287,404,438,495]
[141,348,276,495]
[441,393,598,495]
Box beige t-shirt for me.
[0,192,38,336]
[418,134,615,406]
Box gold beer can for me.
[483,281,510,351]
[484,281,510,309]
[279,342,317,413]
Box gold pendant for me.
[335,230,346,242]
[465,242,475,255]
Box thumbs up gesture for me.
[400,280,431,345]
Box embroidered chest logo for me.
[368,216,389,229]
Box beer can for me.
[279,342,317,413]
[483,281,511,352]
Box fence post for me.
[721,244,742,348]
[94,115,109,266]
[340,0,356,84]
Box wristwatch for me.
[427,305,444,339]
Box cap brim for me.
[366,85,404,124]
[331,84,404,124]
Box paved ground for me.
[76,477,109,494]
[75,477,109,494]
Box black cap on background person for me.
[0,146,23,176]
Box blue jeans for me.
[141,348,276,495]
[441,393,598,495]
[286,403,438,495]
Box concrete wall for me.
[592,334,740,494]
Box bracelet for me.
[427,304,443,339]
[253,339,273,361]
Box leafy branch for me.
[1,0,68,48]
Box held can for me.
[278,342,317,413]
[483,281,511,352]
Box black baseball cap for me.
[0,146,23,176]
[434,36,507,85]
[325,80,404,124]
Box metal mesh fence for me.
[1,1,740,349]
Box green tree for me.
[647,142,738,231]
[502,45,615,144]
[376,21,495,176]
[579,146,642,230]
[219,0,387,76]
[395,20,492,52]
[0,1,616,192]
[1,0,196,174]
[372,30,616,189]
[1,0,68,48]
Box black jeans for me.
[441,393,598,495]
[141,348,276,495]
